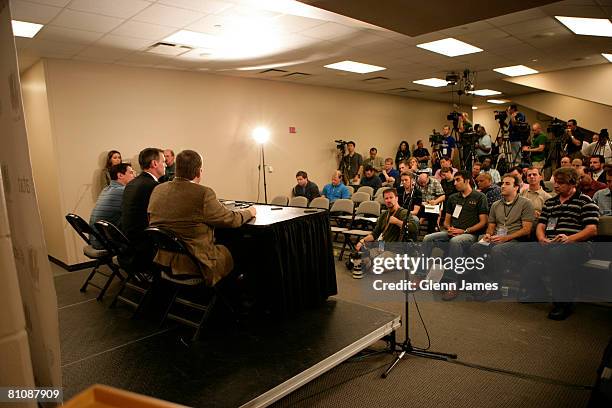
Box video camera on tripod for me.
[429,130,444,151]
[335,139,348,155]
[447,111,461,130]
[547,118,567,139]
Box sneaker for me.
[547,303,574,321]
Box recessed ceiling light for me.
[602,53,612,62]
[471,89,501,96]
[487,99,509,104]
[493,65,539,77]
[416,38,483,57]
[324,60,386,74]
[412,78,448,87]
[12,20,43,38]
[555,16,612,37]
[163,30,218,49]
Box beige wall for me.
[21,60,67,262]
[24,58,451,265]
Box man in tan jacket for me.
[148,150,256,286]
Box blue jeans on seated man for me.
[422,231,477,282]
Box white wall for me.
[23,58,451,265]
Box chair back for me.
[309,197,329,210]
[543,180,554,193]
[144,227,203,277]
[289,196,308,207]
[374,187,386,198]
[598,216,612,237]
[355,200,381,217]
[357,186,374,198]
[351,191,370,205]
[95,220,131,255]
[346,185,354,198]
[330,198,354,215]
[66,213,104,246]
[271,195,289,206]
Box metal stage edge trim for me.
[240,314,402,408]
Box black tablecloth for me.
[217,206,337,315]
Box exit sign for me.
[289,127,296,133]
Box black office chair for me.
[95,220,155,314]
[65,213,123,301]
[145,227,219,341]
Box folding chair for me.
[351,191,370,208]
[339,201,381,260]
[95,220,155,314]
[357,185,374,198]
[289,196,308,207]
[145,227,220,341]
[329,198,354,241]
[309,196,330,210]
[346,185,354,198]
[271,195,289,206]
[65,213,123,301]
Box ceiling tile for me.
[185,14,235,34]
[27,39,86,55]
[10,0,62,24]
[76,46,133,61]
[132,4,205,28]
[111,21,177,40]
[157,0,232,14]
[299,22,358,40]
[268,14,326,34]
[540,4,608,18]
[68,0,152,19]
[95,34,153,50]
[37,25,105,44]
[499,17,562,36]
[51,9,124,32]
[487,8,549,27]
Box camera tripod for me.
[382,242,457,378]
[494,123,513,170]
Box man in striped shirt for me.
[521,167,599,320]
[89,163,135,248]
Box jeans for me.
[423,231,477,282]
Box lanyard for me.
[502,196,519,226]
[381,208,399,237]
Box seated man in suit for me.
[89,163,135,249]
[120,148,166,270]
[148,150,256,286]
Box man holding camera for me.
[565,119,586,160]
[507,104,526,164]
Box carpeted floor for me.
[270,260,612,408]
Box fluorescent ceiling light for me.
[163,30,218,49]
[471,89,501,96]
[493,65,538,77]
[472,106,478,110]
[412,78,448,87]
[487,99,508,104]
[602,53,612,62]
[416,37,482,57]
[12,20,43,38]
[324,60,386,74]
[555,16,612,37]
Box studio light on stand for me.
[252,127,270,204]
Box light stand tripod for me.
[381,242,457,378]
[252,127,270,204]
[260,144,268,204]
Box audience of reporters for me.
[395,141,411,169]
[360,165,382,193]
[340,141,363,183]
[577,166,607,198]
[416,173,446,234]
[397,172,422,224]
[589,155,606,183]
[480,157,501,184]
[103,150,122,187]
[523,123,547,169]
[582,129,611,164]
[434,157,457,181]
[363,147,384,173]
[379,158,399,187]
[476,173,502,208]
[521,167,551,219]
[413,140,430,169]
[566,119,587,159]
[162,149,176,181]
[593,167,612,216]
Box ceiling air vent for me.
[258,69,288,77]
[146,42,192,56]
[386,87,422,93]
[363,76,389,83]
[283,72,312,80]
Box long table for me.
[216,204,337,315]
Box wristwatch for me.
[465,228,471,234]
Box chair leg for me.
[80,261,101,293]
[160,284,180,327]
[110,273,131,308]
[192,293,217,341]
[96,262,120,301]
[339,234,350,260]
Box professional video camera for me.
[459,131,478,146]
[335,139,348,154]
[447,111,461,122]
[547,118,566,138]
[494,110,508,123]
[429,130,444,146]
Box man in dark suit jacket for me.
[120,148,166,270]
[148,150,256,286]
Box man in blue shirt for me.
[439,125,457,161]
[321,171,350,203]
[379,158,399,187]
[89,163,135,248]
